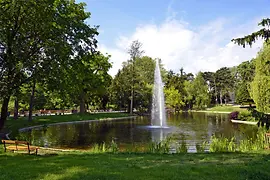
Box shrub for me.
[229,111,239,120]
[238,111,255,121]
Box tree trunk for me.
[86,103,89,112]
[130,89,133,115]
[14,97,19,120]
[28,81,36,122]
[220,91,223,105]
[0,96,11,131]
[80,92,86,113]
[127,101,130,113]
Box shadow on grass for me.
[0,151,270,180]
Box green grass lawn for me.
[0,148,270,180]
[2,112,131,138]
[205,105,246,112]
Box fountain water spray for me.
[151,59,167,128]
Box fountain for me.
[151,59,167,128]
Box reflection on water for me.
[18,112,258,151]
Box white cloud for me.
[99,15,264,76]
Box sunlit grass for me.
[206,105,247,112]
[0,145,270,180]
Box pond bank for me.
[230,119,257,125]
[3,112,134,138]
[191,110,231,114]
[19,116,137,132]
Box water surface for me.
[19,112,258,152]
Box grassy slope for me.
[0,149,270,180]
[3,113,131,136]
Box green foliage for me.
[209,136,236,152]
[176,140,188,153]
[195,141,207,153]
[235,59,255,105]
[89,140,119,153]
[148,139,170,154]
[215,67,235,104]
[248,108,270,129]
[89,142,107,153]
[239,128,267,152]
[238,111,255,122]
[232,18,270,47]
[250,43,270,113]
[234,60,255,105]
[192,72,210,109]
[109,139,119,153]
[164,87,184,111]
[235,81,254,104]
[110,56,162,112]
[210,128,267,153]
[0,0,106,129]
[164,70,209,111]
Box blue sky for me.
[77,0,270,75]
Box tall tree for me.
[232,18,270,113]
[127,40,144,114]
[215,67,235,104]
[202,71,218,104]
[110,56,165,113]
[235,60,255,104]
[192,72,210,109]
[0,0,99,129]
[250,44,270,112]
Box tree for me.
[215,67,235,104]
[202,71,217,104]
[232,18,270,47]
[0,0,99,129]
[235,81,253,105]
[232,18,270,113]
[250,44,270,112]
[110,67,131,111]
[191,72,210,109]
[127,40,144,114]
[164,87,184,112]
[183,80,194,109]
[235,60,255,104]
[110,56,165,113]
[165,68,192,105]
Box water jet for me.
[151,59,167,128]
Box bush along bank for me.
[229,107,270,127]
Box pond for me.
[18,112,258,152]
